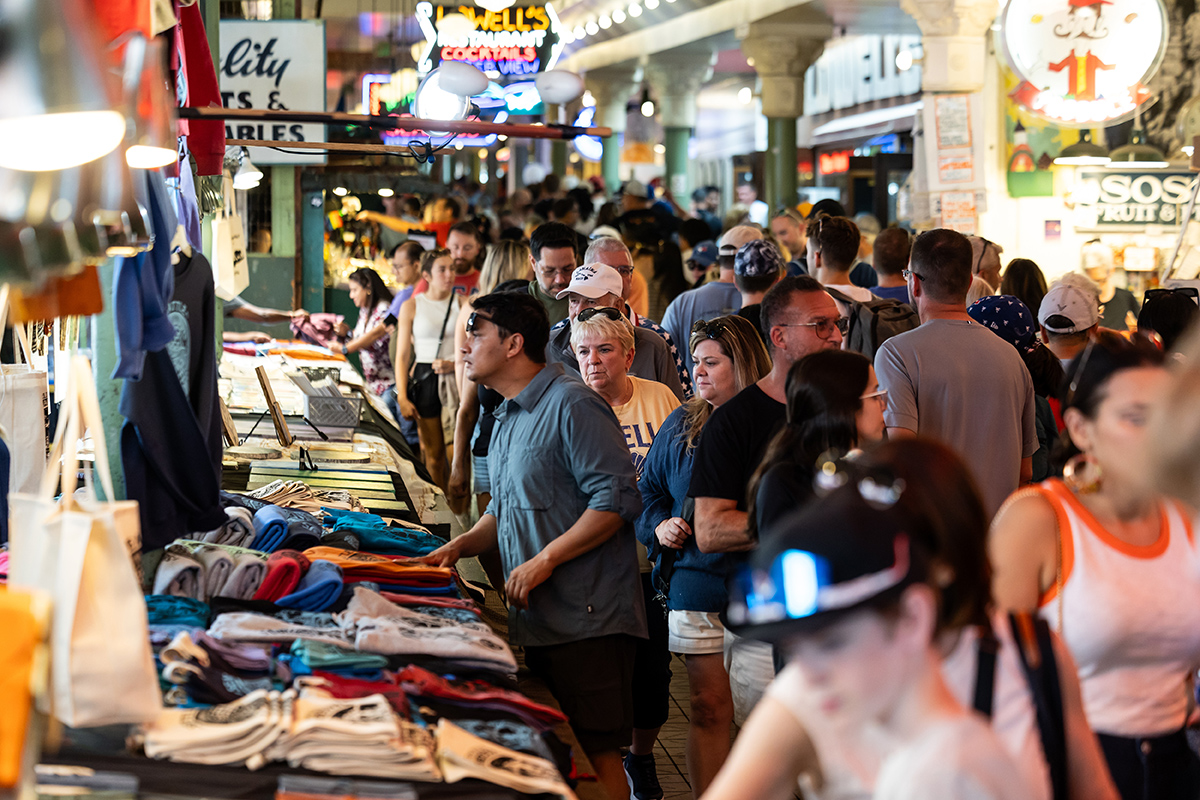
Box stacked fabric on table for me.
[280,640,388,680]
[302,547,455,595]
[338,587,517,674]
[221,492,324,552]
[139,687,440,780]
[246,480,366,515]
[152,541,268,602]
[209,611,353,648]
[186,506,256,548]
[394,664,567,732]
[158,630,275,706]
[436,718,576,798]
[321,510,446,557]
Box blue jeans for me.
[385,384,421,450]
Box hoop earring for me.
[1063,453,1103,495]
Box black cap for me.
[724,477,917,642]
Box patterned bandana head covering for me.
[968,295,1037,353]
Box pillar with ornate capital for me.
[585,67,640,195]
[740,32,827,212]
[645,52,714,199]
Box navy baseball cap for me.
[689,241,718,268]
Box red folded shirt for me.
[393,665,567,729]
[380,592,480,614]
[253,550,309,602]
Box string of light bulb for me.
[560,0,676,44]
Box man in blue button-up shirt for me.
[424,291,647,800]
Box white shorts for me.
[667,610,726,655]
[723,628,776,726]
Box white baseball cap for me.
[556,264,625,300]
[1038,275,1101,333]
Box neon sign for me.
[1001,0,1167,127]
[415,2,562,77]
[818,150,851,175]
[381,110,509,148]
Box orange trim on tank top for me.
[1030,481,1075,609]
[1044,479,1170,559]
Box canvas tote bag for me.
[210,174,248,302]
[0,284,48,494]
[8,355,160,727]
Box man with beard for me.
[413,221,486,296]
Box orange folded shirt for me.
[302,547,453,587]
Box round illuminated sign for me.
[1000,0,1167,128]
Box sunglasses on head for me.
[577,306,624,323]
[974,237,996,275]
[691,317,728,339]
[1144,287,1200,303]
[465,311,495,333]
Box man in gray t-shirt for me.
[874,230,1036,516]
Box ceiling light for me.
[233,153,263,190]
[738,87,753,105]
[562,29,575,43]
[378,187,394,197]
[333,187,348,197]
[1053,129,1111,166]
[474,0,515,11]
[0,0,126,172]
[574,24,587,38]
[896,50,914,71]
[570,153,581,162]
[646,0,659,9]
[654,143,666,154]
[455,143,464,150]
[613,8,627,22]
[586,19,599,34]
[1184,145,1195,157]
[599,14,612,28]
[478,148,488,159]
[640,87,655,117]
[499,134,508,142]
[629,2,643,16]
[122,36,178,170]
[1109,129,1169,168]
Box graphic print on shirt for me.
[624,421,660,479]
[167,299,191,397]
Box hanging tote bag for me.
[0,285,48,495]
[8,355,161,727]
[210,174,248,302]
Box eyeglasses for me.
[902,268,924,282]
[777,317,849,340]
[974,238,995,276]
[577,306,624,323]
[691,318,728,339]
[1144,287,1200,302]
[610,263,636,277]
[465,311,494,334]
[860,388,888,403]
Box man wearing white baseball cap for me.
[1038,274,1101,368]
[546,264,686,401]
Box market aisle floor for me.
[653,654,696,800]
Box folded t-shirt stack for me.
[284,640,388,679]
[187,506,255,548]
[321,512,445,558]
[141,689,293,769]
[209,611,353,648]
[147,596,210,629]
[245,480,366,516]
[287,692,440,780]
[337,587,517,674]
[253,550,310,602]
[154,542,269,602]
[436,718,574,798]
[394,664,567,732]
[251,507,289,552]
[276,560,343,612]
[302,547,455,595]
[222,491,325,551]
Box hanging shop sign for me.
[1000,0,1167,128]
[1072,171,1198,230]
[219,20,326,165]
[415,2,562,78]
[804,35,923,116]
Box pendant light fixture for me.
[233,149,264,190]
[0,0,126,172]
[122,36,179,170]
[640,87,655,117]
[1053,129,1111,166]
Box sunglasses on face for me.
[577,306,624,323]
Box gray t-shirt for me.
[874,319,1036,516]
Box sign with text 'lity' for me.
[219,20,326,165]
[1000,0,1167,128]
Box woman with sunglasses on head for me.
[990,330,1200,800]
[571,306,682,798]
[331,267,395,398]
[636,314,771,797]
[746,349,887,540]
[1137,288,1199,354]
[705,439,1117,800]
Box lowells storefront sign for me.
[1072,171,1199,230]
[416,2,562,77]
[1000,0,1167,127]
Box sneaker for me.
[623,751,663,800]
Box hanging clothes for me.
[174,1,225,176]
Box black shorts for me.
[524,633,638,755]
[406,363,441,418]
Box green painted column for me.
[271,166,296,258]
[768,116,797,211]
[301,190,325,313]
[663,127,690,198]
[90,259,124,501]
[601,136,621,196]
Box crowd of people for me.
[267,174,1200,800]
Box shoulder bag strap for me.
[433,294,456,358]
[971,622,1000,718]
[1010,611,1069,800]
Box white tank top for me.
[1032,478,1200,737]
[412,293,460,363]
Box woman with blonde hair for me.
[636,314,770,796]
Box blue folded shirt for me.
[251,505,289,552]
[276,559,344,612]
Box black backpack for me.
[826,288,919,359]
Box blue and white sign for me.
[573,105,602,162]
